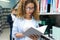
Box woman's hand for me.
[15,33,24,38]
[29,34,39,40]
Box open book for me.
[23,25,48,37]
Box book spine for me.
[58,0,60,12]
[40,0,47,13]
[52,0,56,12]
[47,0,51,13]
[56,0,59,12]
[40,0,43,13]
[50,0,53,12]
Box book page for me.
[23,25,48,37]
[36,25,48,33]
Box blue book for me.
[47,0,51,4]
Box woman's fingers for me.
[29,34,39,39]
[29,35,34,39]
[33,34,39,38]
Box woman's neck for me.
[24,15,32,20]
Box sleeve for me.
[12,19,22,38]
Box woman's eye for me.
[26,7,34,10]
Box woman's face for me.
[25,3,34,16]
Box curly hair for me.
[16,0,39,20]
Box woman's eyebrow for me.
[27,7,34,8]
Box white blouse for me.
[12,18,39,40]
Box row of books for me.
[40,0,60,13]
[0,8,10,28]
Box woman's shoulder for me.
[13,17,23,27]
[32,18,39,22]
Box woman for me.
[12,0,40,40]
[7,9,17,40]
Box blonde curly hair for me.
[16,0,39,20]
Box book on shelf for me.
[51,0,60,12]
[40,0,47,13]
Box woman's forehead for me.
[26,3,34,7]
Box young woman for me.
[12,0,40,40]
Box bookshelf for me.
[40,0,60,15]
[0,8,11,29]
[0,8,2,33]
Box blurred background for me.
[0,0,60,40]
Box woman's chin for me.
[28,14,32,16]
